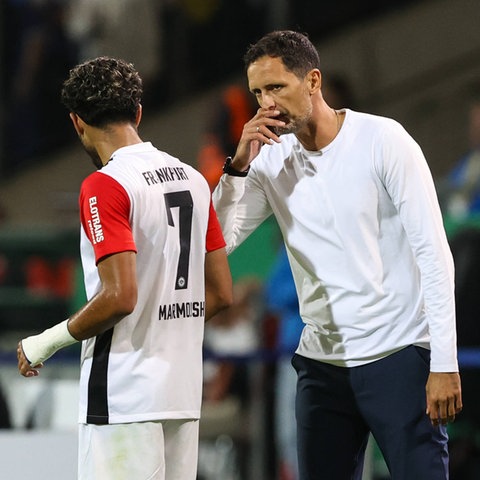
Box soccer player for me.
[17,56,233,480]
[212,30,462,479]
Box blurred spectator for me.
[197,83,257,191]
[447,227,480,480]
[449,227,480,348]
[203,278,261,404]
[439,95,480,219]
[264,246,303,480]
[4,0,79,173]
[437,92,480,480]
[200,278,262,479]
[446,232,480,479]
[66,0,163,106]
[0,385,11,429]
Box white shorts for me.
[78,419,199,480]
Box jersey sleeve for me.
[206,200,226,252]
[79,172,137,263]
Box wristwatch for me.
[223,157,249,177]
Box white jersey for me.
[213,109,458,372]
[78,142,225,425]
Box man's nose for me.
[259,93,276,109]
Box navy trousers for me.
[292,346,449,480]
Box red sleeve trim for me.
[206,200,226,252]
[79,172,137,263]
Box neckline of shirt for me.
[111,141,155,159]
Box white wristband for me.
[21,319,78,366]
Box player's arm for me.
[18,251,137,377]
[67,251,137,339]
[204,247,233,321]
[203,200,233,321]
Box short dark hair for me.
[61,57,143,128]
[243,30,320,79]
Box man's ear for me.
[69,113,85,136]
[307,69,321,94]
[135,105,143,127]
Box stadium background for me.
[1,0,480,479]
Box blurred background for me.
[1,0,480,479]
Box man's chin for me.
[274,125,294,136]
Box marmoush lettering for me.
[159,301,205,320]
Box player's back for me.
[104,142,211,313]
[78,142,211,424]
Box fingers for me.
[17,341,42,378]
[24,368,40,378]
[427,395,463,426]
[455,394,463,414]
[252,126,275,145]
[425,372,462,427]
[235,109,286,166]
[19,362,43,378]
[253,119,285,139]
[251,109,285,139]
[427,403,447,427]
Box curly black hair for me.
[61,57,143,128]
[243,30,320,79]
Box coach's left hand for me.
[426,372,462,426]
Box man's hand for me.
[232,108,285,171]
[426,372,462,426]
[17,341,43,378]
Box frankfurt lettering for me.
[159,301,205,320]
[87,196,104,244]
[142,166,189,186]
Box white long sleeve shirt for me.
[213,109,458,371]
